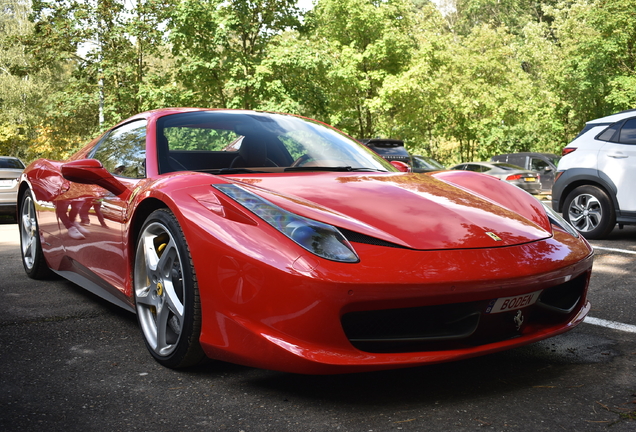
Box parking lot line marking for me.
[584,316,636,333]
[592,246,636,255]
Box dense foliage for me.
[1,0,635,165]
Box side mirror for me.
[61,159,131,198]
[390,160,412,173]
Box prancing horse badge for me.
[514,310,524,330]
[485,232,502,241]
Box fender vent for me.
[339,228,409,249]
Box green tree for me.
[378,15,561,164]
[545,0,636,138]
[28,0,175,130]
[451,0,557,35]
[373,2,451,160]
[305,0,416,139]
[256,30,332,118]
[168,0,301,110]
[0,0,64,160]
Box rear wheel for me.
[563,185,615,239]
[19,190,53,279]
[133,209,206,368]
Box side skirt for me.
[53,260,135,314]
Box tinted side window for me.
[91,120,147,178]
[530,158,550,171]
[618,118,636,144]
[464,164,484,172]
[597,123,620,142]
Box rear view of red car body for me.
[18,108,593,374]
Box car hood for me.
[222,172,551,250]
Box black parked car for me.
[360,139,446,173]
[360,138,411,163]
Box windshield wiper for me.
[209,168,268,174]
[284,166,386,172]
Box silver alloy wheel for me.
[566,193,602,233]
[134,221,186,357]
[20,194,38,270]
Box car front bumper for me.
[190,225,594,374]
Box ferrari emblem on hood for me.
[485,232,502,241]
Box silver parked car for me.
[449,161,541,194]
[490,152,560,193]
[0,156,26,220]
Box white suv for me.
[551,109,636,239]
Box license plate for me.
[0,179,14,188]
[524,177,537,182]
[485,290,542,314]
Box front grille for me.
[341,273,588,353]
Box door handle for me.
[607,153,628,159]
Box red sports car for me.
[18,108,593,374]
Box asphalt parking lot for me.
[1,217,634,431]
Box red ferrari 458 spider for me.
[18,108,593,374]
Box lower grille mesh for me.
[341,273,588,353]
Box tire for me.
[19,190,53,279]
[562,185,616,239]
[133,209,206,368]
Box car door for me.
[598,117,636,211]
[529,157,555,192]
[60,120,147,292]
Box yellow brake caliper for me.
[151,241,168,316]
[156,242,167,297]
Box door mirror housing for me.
[390,160,412,173]
[61,159,131,198]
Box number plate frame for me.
[485,290,543,314]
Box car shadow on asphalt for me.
[182,327,619,409]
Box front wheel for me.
[563,185,616,239]
[133,209,206,368]
[19,190,53,279]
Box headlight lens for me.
[541,201,579,238]
[214,184,359,263]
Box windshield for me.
[156,111,395,174]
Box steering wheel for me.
[290,154,313,167]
